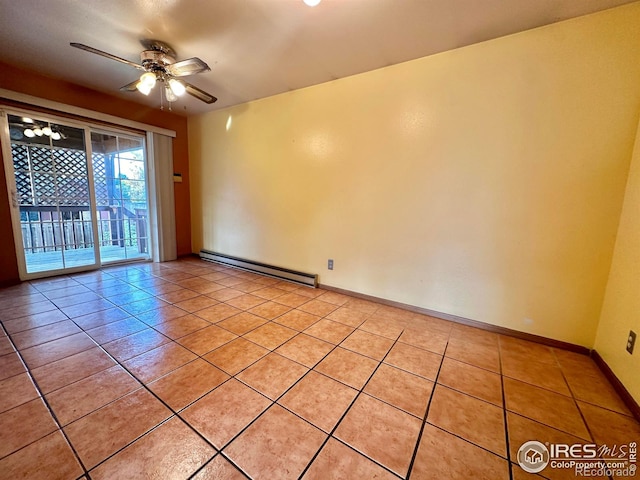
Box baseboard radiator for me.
[199,250,318,288]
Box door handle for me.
[11,190,18,208]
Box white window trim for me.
[0,88,176,138]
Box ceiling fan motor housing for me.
[141,50,176,72]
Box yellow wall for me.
[595,118,640,401]
[189,4,640,347]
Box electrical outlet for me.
[328,259,334,270]
[627,330,636,355]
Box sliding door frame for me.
[0,88,177,279]
[91,127,152,266]
[0,106,154,280]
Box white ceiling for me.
[0,0,635,116]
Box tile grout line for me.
[404,330,448,480]
[498,339,514,480]
[0,318,91,480]
[187,451,250,480]
[63,297,233,472]
[197,335,348,477]
[296,329,405,480]
[21,267,231,476]
[68,337,226,475]
[65,269,250,475]
[30,283,190,474]
[408,333,520,478]
[184,294,356,479]
[76,264,344,477]
[502,346,611,443]
[191,308,384,478]
[173,268,308,480]
[3,277,84,348]
[550,348,614,480]
[2,270,418,479]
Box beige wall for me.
[189,4,640,347]
[595,118,640,402]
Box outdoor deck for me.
[24,245,148,273]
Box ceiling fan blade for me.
[119,80,140,92]
[70,43,145,70]
[167,57,210,77]
[183,82,217,104]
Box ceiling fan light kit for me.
[169,78,186,96]
[136,72,157,95]
[19,123,65,141]
[70,40,217,109]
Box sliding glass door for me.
[5,113,98,274]
[2,111,151,279]
[91,132,150,264]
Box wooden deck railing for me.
[20,205,148,254]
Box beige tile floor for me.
[0,258,638,479]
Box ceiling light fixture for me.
[165,85,178,103]
[134,72,187,109]
[136,72,157,95]
[303,0,321,6]
[168,78,186,96]
[21,123,65,141]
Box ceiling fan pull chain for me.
[167,83,173,112]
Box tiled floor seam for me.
[295,330,406,479]
[552,348,599,445]
[212,311,318,341]
[405,342,514,475]
[198,335,284,376]
[187,451,250,480]
[0,321,91,478]
[202,327,398,478]
[16,282,230,477]
[208,335,347,457]
[404,335,446,480]
[2,298,188,472]
[208,308,348,378]
[94,330,228,446]
[498,336,514,480]
[77,290,344,476]
[402,342,514,473]
[84,415,178,475]
[3,296,76,351]
[502,374,575,399]
[73,340,225,474]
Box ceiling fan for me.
[70,40,217,106]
